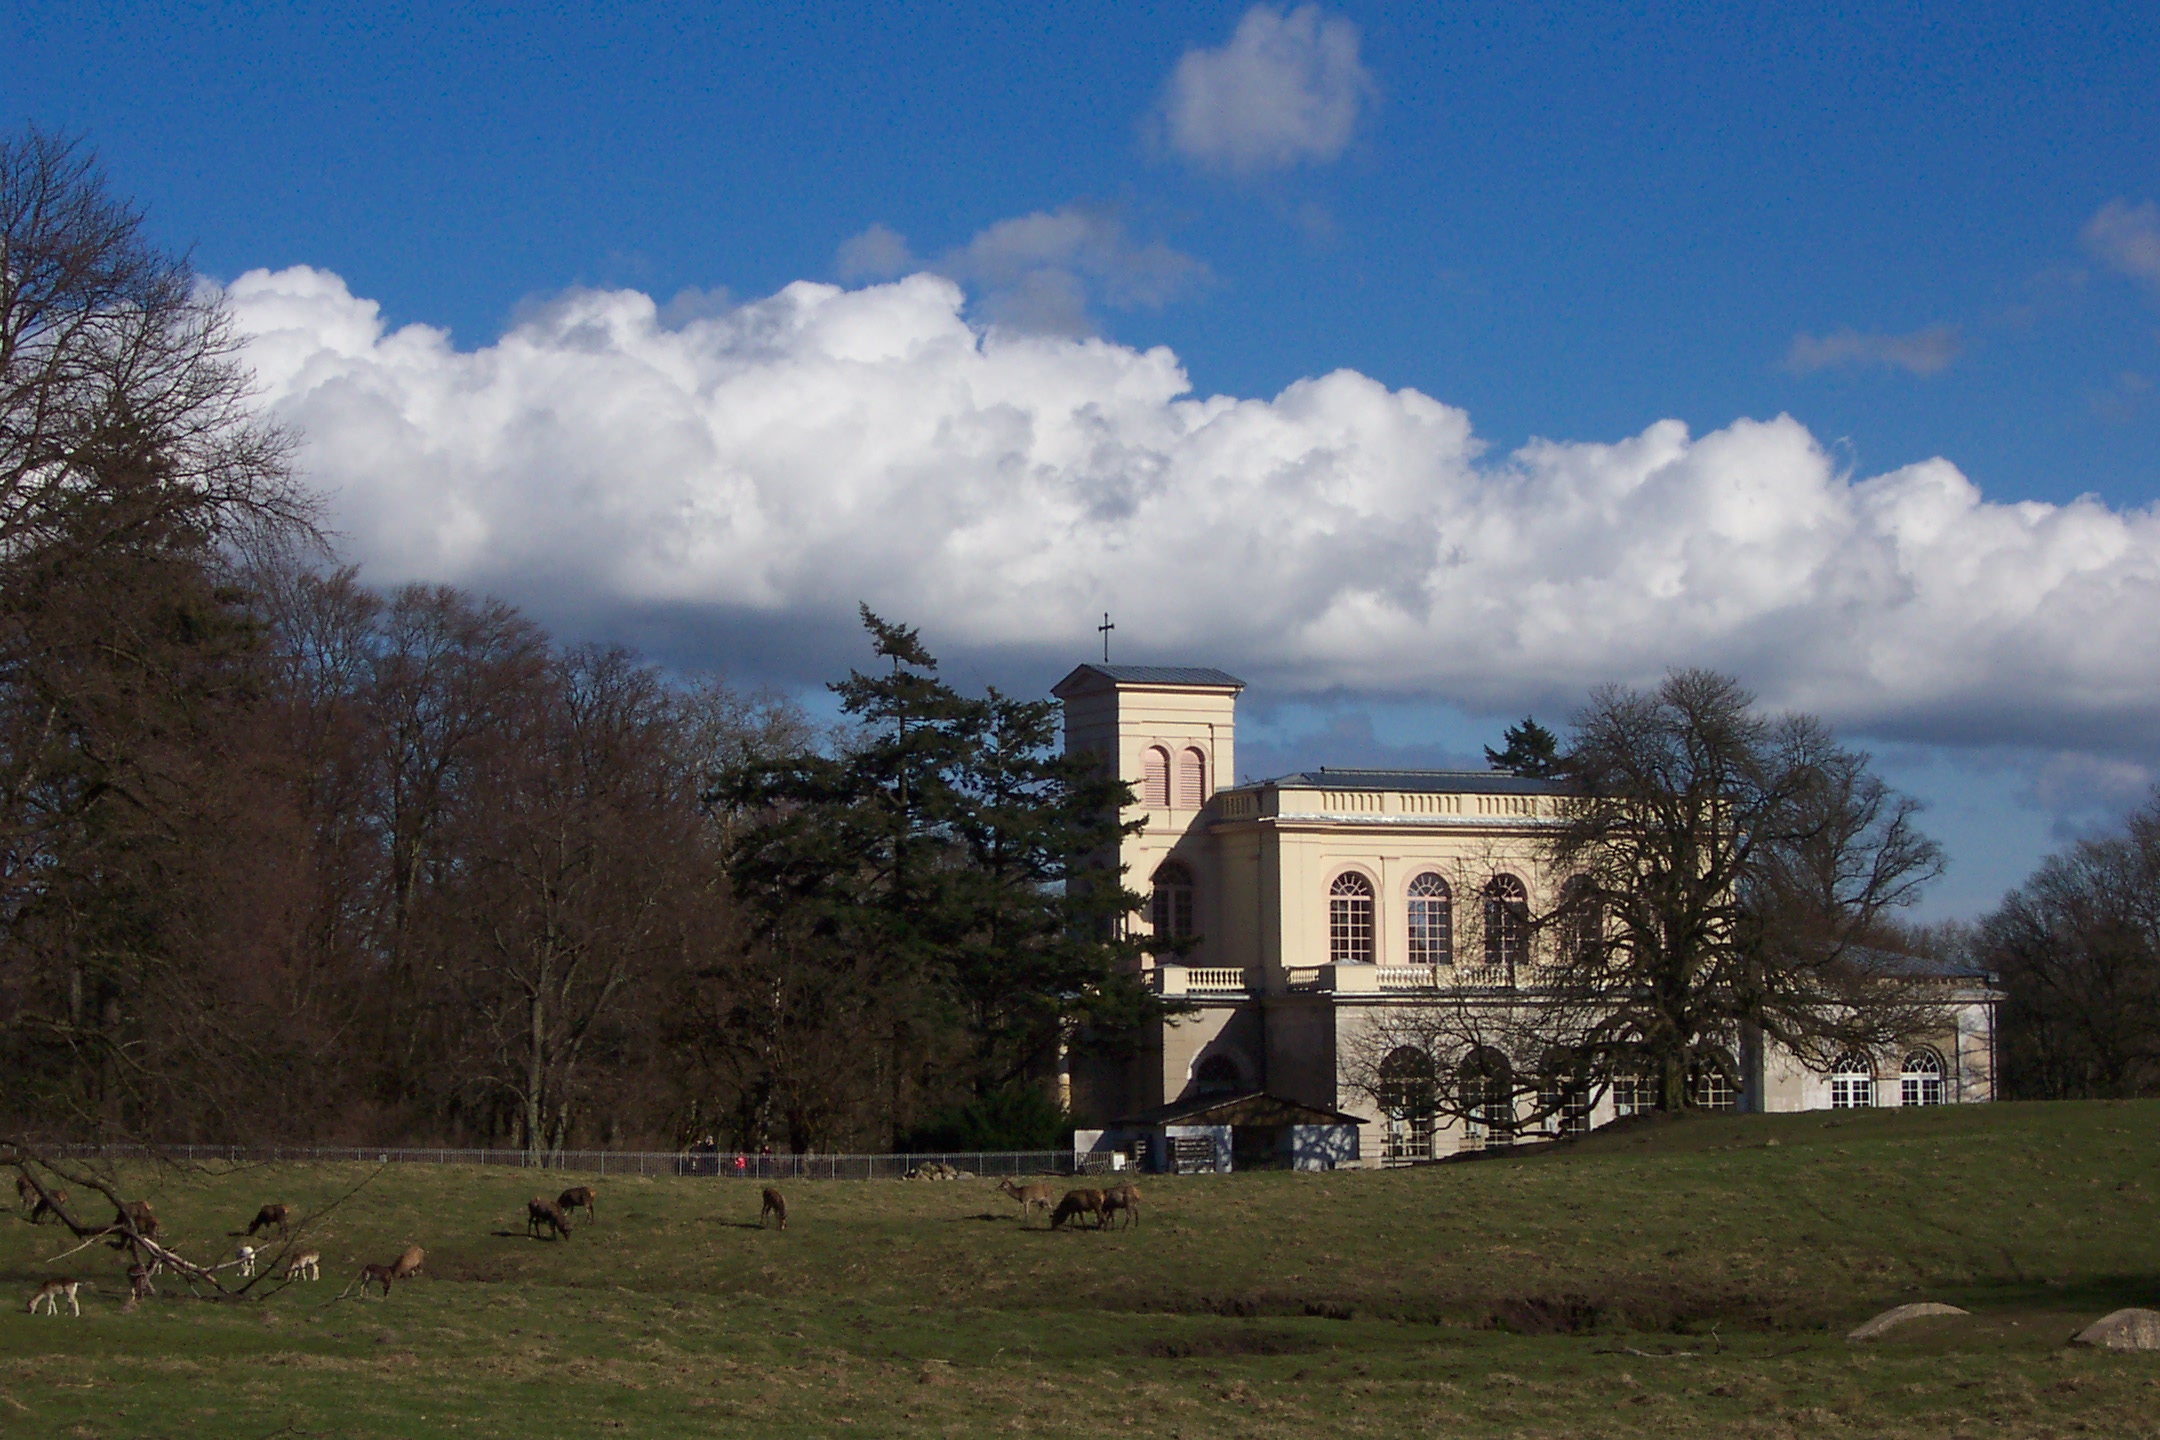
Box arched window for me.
[1459,1050,1514,1149]
[1193,1053,1243,1096]
[1691,1050,1739,1112]
[1559,875,1603,965]
[1483,874,1529,978]
[1830,1052,1875,1109]
[1407,872,1453,965]
[1329,872,1375,964]
[1901,1049,1944,1107]
[1141,747,1170,808]
[1177,747,1206,808]
[1378,1048,1437,1162]
[1537,1050,1592,1136]
[1612,1067,1657,1117]
[1150,861,1195,941]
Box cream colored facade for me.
[1055,664,2000,1165]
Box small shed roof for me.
[1110,1091,1368,1129]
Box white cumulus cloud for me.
[1156,4,1374,173]
[224,263,2160,749]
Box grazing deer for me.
[526,1197,572,1241]
[28,1279,81,1316]
[760,1187,788,1231]
[557,1185,596,1221]
[245,1203,290,1238]
[284,1250,321,1282]
[356,1263,395,1297]
[391,1245,425,1280]
[28,1187,67,1226]
[1049,1188,1105,1230]
[127,1264,154,1302]
[233,1244,257,1278]
[996,1178,1053,1226]
[1101,1182,1142,1229]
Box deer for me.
[355,1263,396,1297]
[13,1173,33,1213]
[29,1279,81,1316]
[526,1196,572,1241]
[232,1244,258,1278]
[391,1245,425,1280]
[27,1187,67,1226]
[1101,1182,1142,1229]
[996,1178,1053,1226]
[760,1187,788,1231]
[284,1250,321,1282]
[1049,1188,1105,1230]
[127,1264,155,1303]
[245,1203,290,1238]
[113,1199,159,1240]
[557,1185,596,1222]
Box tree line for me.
[0,129,1162,1155]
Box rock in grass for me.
[1846,1303,1969,1341]
[2071,1309,2160,1350]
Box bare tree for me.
[1345,672,1946,1132]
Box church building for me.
[1055,664,2001,1170]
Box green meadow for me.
[4,1101,2157,1437]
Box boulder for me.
[1846,1303,1969,1341]
[2071,1309,2160,1350]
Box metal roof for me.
[1052,664,1247,694]
[1246,767,1572,796]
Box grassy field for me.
[3,1100,2158,1438]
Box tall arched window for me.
[1483,874,1529,978]
[1378,1047,1437,1162]
[1193,1053,1243,1095]
[1329,872,1375,964]
[1177,747,1206,808]
[1459,1049,1514,1149]
[1151,861,1195,941]
[1559,875,1603,965]
[1830,1052,1875,1109]
[1901,1049,1944,1106]
[1407,872,1453,965]
[1141,747,1170,807]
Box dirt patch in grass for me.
[1139,1329,1320,1359]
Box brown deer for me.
[1049,1188,1105,1230]
[13,1173,33,1213]
[284,1251,321,1282]
[355,1263,396,1297]
[29,1279,81,1316]
[127,1263,155,1302]
[391,1245,425,1280]
[760,1187,788,1230]
[996,1177,1053,1226]
[27,1187,67,1225]
[245,1203,290,1238]
[114,1199,160,1240]
[1101,1182,1142,1229]
[557,1186,596,1221]
[526,1197,572,1241]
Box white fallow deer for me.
[284,1250,321,1282]
[29,1280,81,1316]
[232,1244,257,1278]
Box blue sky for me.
[10,1,2160,917]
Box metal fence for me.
[45,1144,1082,1181]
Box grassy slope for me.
[1,1100,2156,1438]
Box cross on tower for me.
[1098,612,1115,664]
